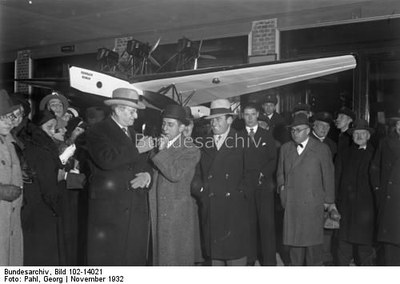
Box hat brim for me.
[0,104,21,116]
[348,127,375,135]
[204,112,237,120]
[104,99,146,110]
[288,121,311,128]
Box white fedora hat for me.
[205,99,236,119]
[104,88,145,109]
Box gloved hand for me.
[59,144,76,165]
[0,184,22,202]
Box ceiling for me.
[1,0,371,59]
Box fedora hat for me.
[289,113,311,128]
[311,112,333,124]
[162,104,189,125]
[349,118,374,135]
[104,88,145,109]
[184,106,194,121]
[263,94,278,105]
[39,92,69,112]
[205,99,236,119]
[337,106,356,121]
[0,89,21,116]
[292,103,311,114]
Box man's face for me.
[183,121,194,137]
[352,129,370,146]
[0,116,13,136]
[291,124,310,144]
[162,118,184,141]
[210,115,232,135]
[115,105,138,127]
[243,108,259,128]
[47,98,65,118]
[395,120,400,136]
[41,118,57,138]
[262,103,275,115]
[335,113,352,131]
[313,120,330,138]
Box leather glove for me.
[0,184,22,202]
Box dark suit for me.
[240,127,277,265]
[192,128,249,260]
[259,112,289,145]
[85,117,151,265]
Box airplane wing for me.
[69,55,356,107]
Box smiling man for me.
[191,99,249,266]
[149,104,201,265]
[85,87,154,265]
[277,113,336,265]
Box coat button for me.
[208,192,215,197]
[387,195,391,199]
[225,174,229,179]
[1,160,5,165]
[225,192,231,197]
[208,174,213,179]
[388,181,392,185]
[161,213,167,217]
[124,208,129,213]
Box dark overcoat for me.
[149,135,201,265]
[191,128,249,260]
[370,136,400,245]
[336,143,376,245]
[22,127,64,265]
[86,117,151,265]
[277,137,335,246]
[240,127,277,265]
[259,111,289,145]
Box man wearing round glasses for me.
[277,113,336,265]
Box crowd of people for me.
[0,87,399,266]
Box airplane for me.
[16,54,356,118]
[68,54,357,117]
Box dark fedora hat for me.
[32,110,57,126]
[311,112,333,124]
[289,113,311,128]
[263,94,278,105]
[162,104,189,125]
[104,88,145,109]
[349,118,374,135]
[0,89,21,116]
[292,103,311,114]
[337,106,356,121]
[184,106,194,121]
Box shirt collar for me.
[167,134,181,149]
[298,137,310,148]
[267,113,273,119]
[213,127,230,141]
[312,131,325,142]
[111,116,127,131]
[358,144,367,150]
[246,125,258,134]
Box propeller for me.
[194,40,216,70]
[147,38,161,67]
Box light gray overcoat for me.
[0,134,23,265]
[150,135,201,265]
[277,137,334,247]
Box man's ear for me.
[178,123,186,133]
[227,116,233,125]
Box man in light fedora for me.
[85,87,154,265]
[277,113,336,265]
[149,104,201,265]
[191,99,249,265]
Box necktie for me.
[249,128,255,143]
[215,135,222,150]
[122,127,131,139]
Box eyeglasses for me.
[291,127,309,134]
[3,109,23,122]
